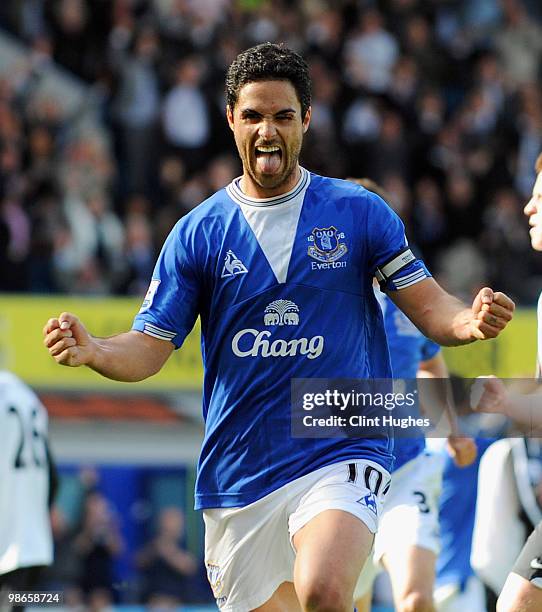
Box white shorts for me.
[355,451,443,598]
[203,459,391,611]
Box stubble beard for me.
[245,146,301,192]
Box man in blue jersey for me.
[355,289,476,612]
[44,43,514,611]
[430,435,494,612]
[349,180,477,612]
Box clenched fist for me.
[43,312,95,367]
[470,288,514,340]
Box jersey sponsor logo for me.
[307,226,348,264]
[231,300,324,360]
[221,249,248,278]
[531,557,542,570]
[264,299,299,326]
[232,330,324,360]
[140,279,160,312]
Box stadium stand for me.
[0,0,541,303]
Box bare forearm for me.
[390,278,515,347]
[45,313,175,378]
[88,331,173,382]
[408,292,475,346]
[423,382,462,436]
[389,279,514,346]
[502,394,542,432]
[418,355,457,434]
[474,379,542,433]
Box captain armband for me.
[375,247,428,290]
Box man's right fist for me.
[43,312,94,367]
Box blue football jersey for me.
[133,169,431,509]
[431,437,494,588]
[376,290,441,470]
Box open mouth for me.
[254,145,282,174]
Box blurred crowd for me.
[41,468,211,609]
[0,0,541,302]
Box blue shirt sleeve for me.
[365,191,431,291]
[420,338,441,362]
[132,219,200,349]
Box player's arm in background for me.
[388,277,515,346]
[43,313,174,382]
[417,351,477,467]
[471,375,542,435]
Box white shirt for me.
[226,167,310,283]
[0,371,53,574]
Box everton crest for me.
[307,226,348,263]
[206,562,224,597]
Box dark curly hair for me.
[226,43,311,120]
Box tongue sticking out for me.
[256,152,281,174]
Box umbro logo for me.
[221,250,248,278]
